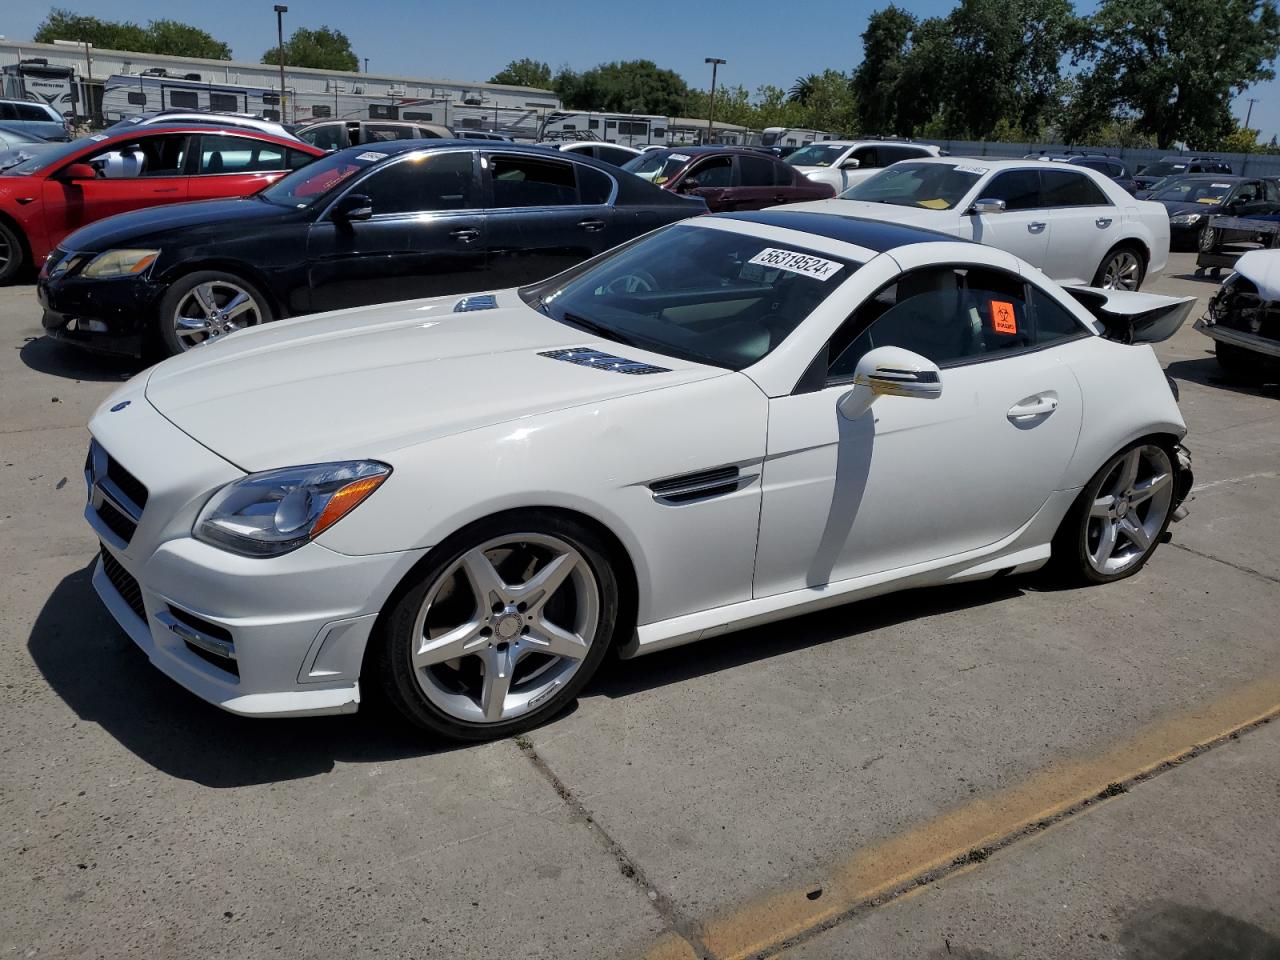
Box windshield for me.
[1144,160,1189,178]
[1152,179,1234,204]
[620,150,692,185]
[522,224,856,370]
[787,143,848,167]
[258,149,381,206]
[840,161,983,210]
[0,139,81,175]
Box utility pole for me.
[705,57,725,145]
[1244,97,1259,129]
[364,57,369,73]
[274,5,288,122]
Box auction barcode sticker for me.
[954,164,988,175]
[748,248,844,281]
[356,151,388,162]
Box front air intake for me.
[453,295,497,312]
[540,347,669,375]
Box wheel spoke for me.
[412,619,487,668]
[479,644,518,721]
[524,616,590,660]
[460,548,508,611]
[223,292,255,319]
[1121,513,1152,551]
[192,284,217,314]
[175,317,210,334]
[1092,520,1118,567]
[1090,494,1115,518]
[1114,449,1141,495]
[1130,471,1170,505]
[507,551,579,611]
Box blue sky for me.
[6,0,1277,139]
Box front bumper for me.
[1194,317,1280,359]
[1168,220,1206,250]
[38,264,161,358]
[85,390,429,717]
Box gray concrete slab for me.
[784,719,1280,960]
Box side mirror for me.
[333,193,373,222]
[62,163,97,181]
[969,197,1007,215]
[840,158,861,170]
[838,346,942,419]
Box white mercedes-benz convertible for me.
[85,211,1196,740]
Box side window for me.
[286,149,315,171]
[168,90,199,109]
[577,165,614,205]
[413,126,443,139]
[597,146,635,166]
[826,266,1034,378]
[364,124,414,142]
[686,155,732,188]
[1265,180,1280,203]
[368,104,399,120]
[1041,169,1110,206]
[87,135,188,178]
[851,146,879,168]
[0,103,15,120]
[489,154,577,207]
[210,93,238,111]
[301,124,344,151]
[1028,285,1087,345]
[310,104,333,119]
[196,135,286,174]
[1234,181,1261,203]
[358,151,478,215]
[983,170,1042,210]
[771,159,794,185]
[16,103,53,121]
[738,154,777,187]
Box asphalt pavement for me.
[1,253,1276,959]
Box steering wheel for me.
[601,270,658,295]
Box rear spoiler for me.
[1062,286,1197,344]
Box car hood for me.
[1234,249,1280,301]
[1158,199,1222,217]
[143,290,725,471]
[61,197,297,252]
[781,198,962,230]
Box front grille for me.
[100,548,145,621]
[106,458,148,512]
[96,498,138,543]
[86,440,148,545]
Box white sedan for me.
[85,211,1195,740]
[785,157,1171,291]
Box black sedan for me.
[39,140,706,357]
[1148,175,1280,251]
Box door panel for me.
[753,349,1082,595]
[186,133,293,202]
[41,176,188,247]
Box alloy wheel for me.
[172,280,263,350]
[409,533,601,724]
[1198,225,1217,252]
[0,232,10,273]
[1084,444,1174,576]
[1101,250,1142,290]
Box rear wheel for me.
[1052,442,1176,585]
[0,220,25,285]
[157,270,272,356]
[1093,245,1145,291]
[372,512,621,741]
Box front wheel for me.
[157,270,272,356]
[1198,224,1217,253]
[371,512,621,741]
[0,220,25,285]
[1052,442,1176,585]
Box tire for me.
[370,511,622,741]
[0,220,26,285]
[1198,224,1217,253]
[156,270,272,357]
[1050,440,1177,586]
[1092,244,1146,291]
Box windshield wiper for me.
[559,311,638,347]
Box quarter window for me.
[1041,169,1110,206]
[1028,286,1087,345]
[577,165,614,205]
[489,154,577,207]
[983,170,1041,210]
[738,154,779,187]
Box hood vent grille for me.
[454,294,498,313]
[540,347,669,375]
[649,465,755,505]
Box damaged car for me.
[1196,248,1280,377]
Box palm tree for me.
[789,74,818,105]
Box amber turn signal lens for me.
[309,474,388,538]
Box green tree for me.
[852,5,917,134]
[555,60,689,116]
[262,26,358,71]
[489,58,552,89]
[1218,123,1262,152]
[1074,0,1280,148]
[35,7,230,58]
[788,74,819,105]
[893,16,955,135]
[796,69,858,134]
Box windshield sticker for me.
[1211,183,1232,188]
[748,248,843,281]
[89,134,109,141]
[916,198,950,209]
[991,300,1018,334]
[1197,197,1222,204]
[356,151,387,162]
[669,153,690,162]
[653,176,668,184]
[953,164,988,175]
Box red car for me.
[621,146,835,212]
[0,124,324,283]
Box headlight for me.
[80,248,160,278]
[194,461,391,557]
[1169,213,1203,225]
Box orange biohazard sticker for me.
[991,300,1017,334]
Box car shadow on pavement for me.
[19,335,144,384]
[1170,271,1225,286]
[592,577,1027,699]
[1166,355,1279,397]
[27,560,454,788]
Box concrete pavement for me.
[1,253,1277,959]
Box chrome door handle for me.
[1028,221,1047,233]
[1096,217,1113,228]
[450,227,480,243]
[1008,394,1059,422]
[577,219,606,232]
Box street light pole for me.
[364,57,369,74]
[1244,97,1259,129]
[274,5,288,122]
[705,57,725,145]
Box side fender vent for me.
[649,465,755,505]
[454,294,498,312]
[541,347,669,375]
